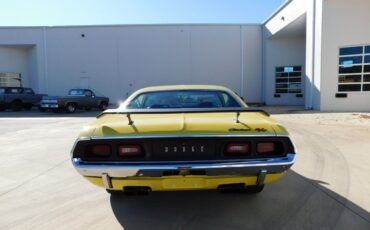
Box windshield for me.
[126,90,242,109]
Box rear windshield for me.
[68,89,85,96]
[126,90,241,109]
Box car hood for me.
[80,112,288,137]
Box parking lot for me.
[0,108,369,230]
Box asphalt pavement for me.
[0,109,369,230]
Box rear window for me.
[127,90,241,109]
[5,88,22,94]
[68,89,85,96]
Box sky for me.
[0,0,285,26]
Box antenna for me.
[127,113,134,125]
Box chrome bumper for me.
[72,153,295,178]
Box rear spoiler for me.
[97,107,270,118]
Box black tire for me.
[38,106,47,112]
[99,102,108,111]
[219,184,264,194]
[24,104,33,110]
[0,105,5,112]
[66,103,77,113]
[11,100,23,111]
[244,185,264,194]
[106,189,123,195]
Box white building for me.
[0,0,369,111]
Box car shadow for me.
[109,170,370,230]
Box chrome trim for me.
[72,153,295,178]
[87,134,290,140]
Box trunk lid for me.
[91,112,278,136]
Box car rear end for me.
[71,119,296,193]
[39,96,59,111]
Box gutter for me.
[263,0,294,25]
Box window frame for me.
[338,45,370,93]
[275,66,303,94]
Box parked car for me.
[71,85,296,194]
[39,89,109,113]
[0,87,46,111]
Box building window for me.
[338,45,370,92]
[275,66,302,94]
[0,73,22,87]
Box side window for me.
[84,90,92,97]
[127,94,146,109]
[24,89,34,94]
[9,88,21,94]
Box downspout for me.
[261,26,266,104]
[42,27,49,94]
[309,0,316,109]
[240,25,244,99]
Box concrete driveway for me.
[0,109,369,229]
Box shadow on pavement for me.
[110,171,370,230]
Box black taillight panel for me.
[71,136,295,162]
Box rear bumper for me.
[84,173,286,191]
[72,153,295,177]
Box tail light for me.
[118,144,144,157]
[87,145,111,157]
[224,143,250,156]
[257,142,275,154]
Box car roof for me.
[134,85,234,93]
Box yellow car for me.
[71,85,295,194]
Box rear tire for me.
[24,104,33,110]
[66,103,77,113]
[219,184,264,194]
[99,102,108,111]
[244,185,264,194]
[0,105,5,112]
[38,107,47,112]
[11,100,23,111]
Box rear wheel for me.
[244,185,264,194]
[219,184,264,194]
[38,106,47,112]
[24,104,33,110]
[66,103,77,113]
[11,100,23,111]
[99,102,108,111]
[0,105,5,111]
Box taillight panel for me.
[224,143,251,156]
[86,145,111,158]
[73,136,293,161]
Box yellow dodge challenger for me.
[71,85,295,194]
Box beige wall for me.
[320,0,370,111]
